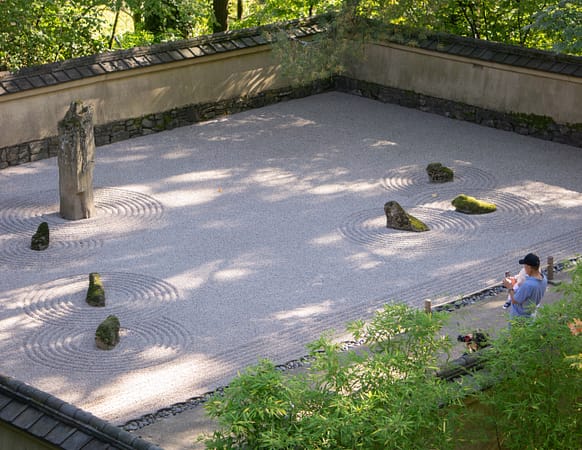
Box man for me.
[503,253,547,319]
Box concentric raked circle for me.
[20,272,180,326]
[0,187,164,238]
[380,164,497,194]
[0,236,103,269]
[412,190,544,232]
[338,207,479,251]
[23,316,191,373]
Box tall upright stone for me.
[58,101,96,220]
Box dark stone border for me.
[3,73,580,170]
[334,76,582,148]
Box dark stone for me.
[30,222,49,251]
[86,272,105,307]
[95,315,120,350]
[426,162,454,182]
[384,201,429,232]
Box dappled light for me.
[273,300,333,321]
[1,92,582,426]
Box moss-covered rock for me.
[30,222,49,251]
[452,194,496,214]
[86,272,105,307]
[426,162,454,183]
[95,315,120,350]
[384,201,429,232]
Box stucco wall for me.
[0,423,57,450]
[350,42,582,125]
[0,46,282,149]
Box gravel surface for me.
[1,92,582,425]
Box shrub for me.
[468,263,582,449]
[204,304,459,449]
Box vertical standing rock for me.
[58,101,96,220]
[30,222,50,251]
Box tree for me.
[0,0,112,70]
[204,304,460,449]
[526,0,582,54]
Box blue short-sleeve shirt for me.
[510,274,547,318]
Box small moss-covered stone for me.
[30,222,49,251]
[452,194,496,214]
[86,272,105,307]
[384,201,429,232]
[426,162,454,183]
[95,315,120,350]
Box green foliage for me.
[469,264,582,449]
[124,0,213,41]
[204,304,459,449]
[526,0,582,54]
[230,0,342,30]
[0,0,111,70]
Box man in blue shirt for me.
[503,253,547,319]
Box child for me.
[503,268,526,309]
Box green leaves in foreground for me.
[204,304,459,449]
[203,264,582,449]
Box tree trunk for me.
[213,0,229,33]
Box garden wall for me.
[1,20,581,169]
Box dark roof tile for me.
[11,407,44,429]
[190,46,205,57]
[133,55,150,66]
[241,37,257,47]
[561,64,580,75]
[145,53,163,65]
[230,39,248,49]
[0,399,27,421]
[88,64,107,75]
[0,392,13,409]
[64,68,83,80]
[157,52,175,63]
[525,58,542,69]
[27,415,59,437]
[60,430,93,450]
[44,422,77,445]
[178,48,194,58]
[167,50,185,60]
[200,44,217,55]
[14,78,33,90]
[77,66,95,77]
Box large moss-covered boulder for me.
[86,272,105,307]
[30,222,50,251]
[95,315,120,350]
[452,194,496,214]
[426,162,454,183]
[384,201,429,232]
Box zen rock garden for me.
[384,163,497,233]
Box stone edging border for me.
[121,256,580,432]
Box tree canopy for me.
[1,0,581,71]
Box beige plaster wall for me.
[0,47,282,148]
[351,42,582,125]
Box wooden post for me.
[547,256,554,281]
[424,299,432,314]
